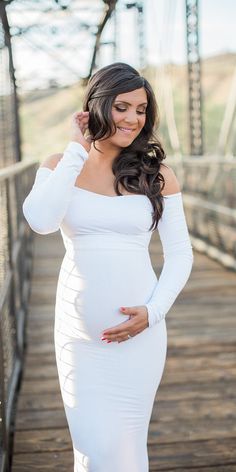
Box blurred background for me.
[1,0,236,161]
[1,1,236,471]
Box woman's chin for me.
[113,135,136,148]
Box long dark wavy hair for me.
[82,62,167,231]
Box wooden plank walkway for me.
[11,230,236,471]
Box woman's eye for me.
[115,106,126,112]
[115,106,146,115]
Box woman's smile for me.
[117,126,136,134]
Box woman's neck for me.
[88,141,121,169]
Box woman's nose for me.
[124,110,138,123]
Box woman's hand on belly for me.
[101,306,149,343]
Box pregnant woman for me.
[22,62,194,472]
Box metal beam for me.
[0,1,21,162]
[85,0,118,82]
[136,1,145,70]
[185,0,204,156]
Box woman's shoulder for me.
[159,163,181,196]
[39,153,63,170]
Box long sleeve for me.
[22,141,88,234]
[144,192,194,328]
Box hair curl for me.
[83,62,167,231]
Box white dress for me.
[22,142,194,472]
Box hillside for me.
[19,52,236,161]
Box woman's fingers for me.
[75,116,89,128]
[101,306,149,343]
[71,111,92,151]
[73,112,89,125]
[101,322,136,342]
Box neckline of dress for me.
[37,167,182,199]
[73,186,146,198]
[73,186,182,199]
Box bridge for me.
[0,1,236,471]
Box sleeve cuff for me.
[144,303,161,328]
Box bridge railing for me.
[169,155,236,270]
[0,159,38,472]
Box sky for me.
[6,0,236,91]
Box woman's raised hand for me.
[71,111,92,153]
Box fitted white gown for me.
[22,141,194,472]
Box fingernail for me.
[107,340,111,343]
[121,307,125,311]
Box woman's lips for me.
[117,127,135,134]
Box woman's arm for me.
[22,111,91,235]
[22,141,88,234]
[144,165,194,327]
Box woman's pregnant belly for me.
[55,248,158,341]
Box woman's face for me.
[109,87,148,148]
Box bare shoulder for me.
[39,153,63,170]
[159,163,181,196]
